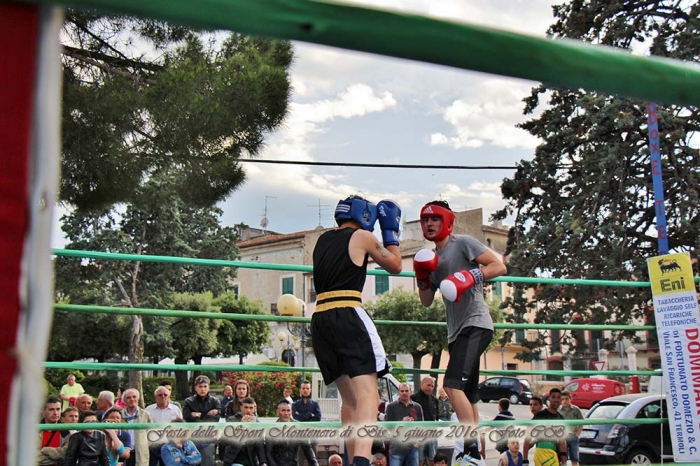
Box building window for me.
[375,274,389,295]
[309,277,317,303]
[282,277,294,295]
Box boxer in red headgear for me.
[413,200,506,437]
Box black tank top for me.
[313,227,368,293]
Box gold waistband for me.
[315,290,362,313]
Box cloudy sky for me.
[218,0,556,236]
[52,0,557,247]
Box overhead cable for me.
[239,159,518,170]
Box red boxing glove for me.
[440,269,484,302]
[413,249,438,290]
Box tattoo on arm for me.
[375,242,391,257]
[498,459,506,466]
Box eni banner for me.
[647,252,700,462]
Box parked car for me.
[478,376,532,405]
[578,393,672,465]
[543,378,625,409]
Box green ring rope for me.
[42,361,661,378]
[55,249,700,286]
[38,417,665,432]
[25,0,700,107]
[54,303,656,331]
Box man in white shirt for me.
[146,386,182,422]
[146,386,182,465]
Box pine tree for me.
[495,1,700,361]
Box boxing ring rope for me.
[55,302,656,332]
[50,249,661,377]
[45,248,668,435]
[23,0,700,108]
[53,248,700,287]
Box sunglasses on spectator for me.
[195,376,210,384]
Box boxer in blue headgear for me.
[312,194,403,466]
[334,196,378,231]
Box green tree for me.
[494,0,700,361]
[167,292,222,398]
[60,12,293,211]
[214,292,272,365]
[53,177,239,396]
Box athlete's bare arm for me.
[475,249,507,279]
[418,287,435,307]
[349,229,402,274]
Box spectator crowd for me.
[43,374,578,466]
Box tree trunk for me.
[115,259,145,408]
[128,314,145,407]
[175,356,190,399]
[412,352,426,392]
[430,351,442,382]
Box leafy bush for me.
[221,369,302,417]
[391,361,408,383]
[80,375,124,399]
[45,379,59,397]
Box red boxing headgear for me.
[420,203,455,241]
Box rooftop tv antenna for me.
[307,199,331,227]
[261,196,276,232]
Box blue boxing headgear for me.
[335,196,377,231]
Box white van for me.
[647,370,663,394]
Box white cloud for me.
[430,78,541,149]
[240,84,398,203]
[294,84,396,123]
[433,181,505,214]
[223,1,554,233]
[430,133,448,145]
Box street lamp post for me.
[300,300,307,380]
[278,294,307,380]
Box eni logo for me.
[658,258,682,275]
[657,258,687,292]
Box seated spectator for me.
[147,385,182,464]
[371,453,388,466]
[103,407,133,466]
[96,391,116,420]
[266,400,317,466]
[115,387,126,409]
[494,398,515,454]
[433,453,448,466]
[222,397,266,466]
[161,418,202,466]
[60,407,80,438]
[76,393,93,415]
[498,439,523,466]
[38,396,64,466]
[160,380,181,409]
[63,410,110,466]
